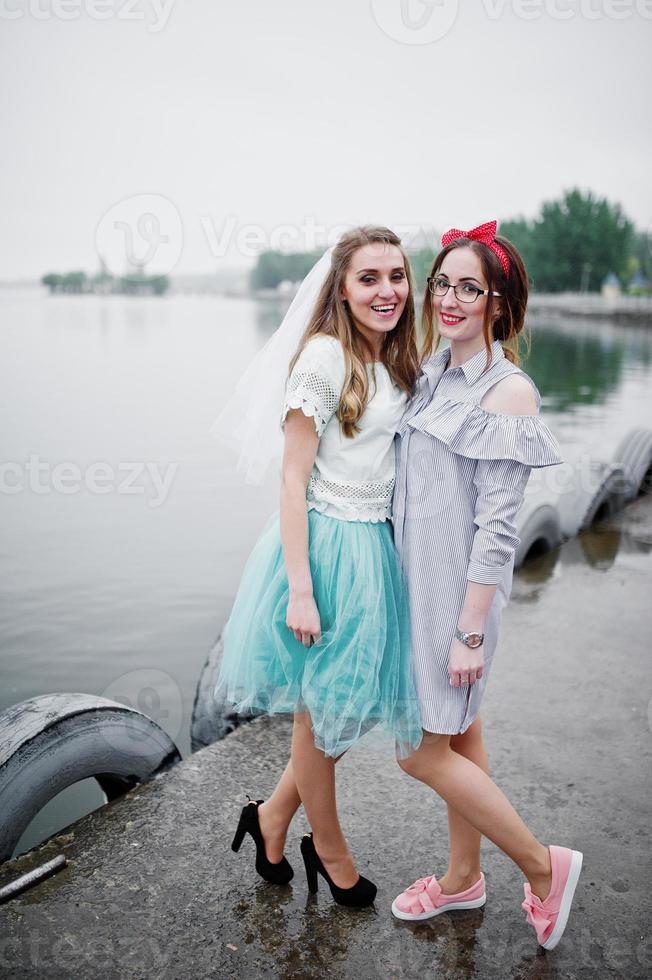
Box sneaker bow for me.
[402,874,443,914]
[522,884,556,943]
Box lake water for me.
[1,288,651,856]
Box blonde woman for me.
[214,227,423,907]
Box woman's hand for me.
[448,637,484,688]
[286,592,322,648]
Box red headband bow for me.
[441,220,510,277]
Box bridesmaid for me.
[390,222,583,951]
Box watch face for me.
[466,632,483,648]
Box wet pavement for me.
[1,495,651,979]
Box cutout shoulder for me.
[480,373,539,417]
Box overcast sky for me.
[1,0,650,279]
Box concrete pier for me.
[1,496,651,979]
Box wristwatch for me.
[454,627,484,649]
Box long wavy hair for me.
[422,235,530,370]
[289,226,421,438]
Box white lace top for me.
[281,334,408,523]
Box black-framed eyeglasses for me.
[427,276,502,304]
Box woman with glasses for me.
[389,222,583,951]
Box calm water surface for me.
[1,288,650,855]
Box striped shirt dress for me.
[392,339,564,735]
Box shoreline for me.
[527,292,652,323]
[3,281,651,324]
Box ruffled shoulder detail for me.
[406,395,563,467]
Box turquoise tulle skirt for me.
[214,510,422,759]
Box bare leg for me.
[438,715,489,894]
[257,761,301,863]
[262,718,489,881]
[258,735,345,863]
[399,730,552,901]
[290,712,358,888]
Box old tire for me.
[557,460,628,538]
[613,428,652,501]
[0,693,181,863]
[515,501,562,568]
[191,634,258,752]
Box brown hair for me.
[289,226,422,438]
[421,235,530,371]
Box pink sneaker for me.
[391,872,486,922]
[522,845,583,950]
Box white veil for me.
[210,247,334,485]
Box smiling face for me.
[433,246,495,345]
[340,243,409,353]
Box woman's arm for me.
[280,408,322,648]
[449,375,538,688]
[448,581,496,688]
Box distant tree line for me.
[41,270,170,296]
[250,190,648,296]
[501,189,637,293]
[250,250,324,291]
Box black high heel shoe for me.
[300,833,377,908]
[231,798,294,885]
